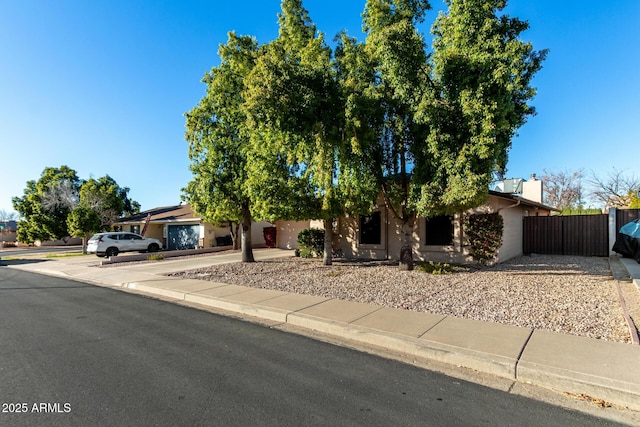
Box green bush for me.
[464,213,504,265]
[416,261,457,275]
[296,228,324,258]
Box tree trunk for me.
[397,135,413,270]
[398,219,414,271]
[82,234,89,255]
[230,223,240,250]
[240,202,255,262]
[323,218,333,266]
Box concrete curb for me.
[518,331,640,411]
[120,279,640,411]
[5,250,640,412]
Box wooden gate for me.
[523,215,609,257]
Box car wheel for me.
[148,243,159,253]
[105,247,119,257]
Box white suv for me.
[87,232,163,257]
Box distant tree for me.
[12,166,81,243]
[558,207,602,216]
[67,206,102,253]
[629,191,640,209]
[539,169,584,210]
[79,175,140,229]
[588,168,640,209]
[13,166,139,244]
[41,178,79,212]
[0,209,18,221]
[244,0,379,265]
[184,32,260,262]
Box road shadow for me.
[0,258,51,266]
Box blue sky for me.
[1,1,638,213]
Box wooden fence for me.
[523,214,609,257]
[617,208,640,227]
[523,209,640,257]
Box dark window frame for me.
[360,211,382,245]
[424,215,454,246]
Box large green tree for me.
[244,0,379,265]
[67,206,102,253]
[362,0,433,270]
[414,0,547,213]
[361,0,546,269]
[13,166,140,244]
[79,175,140,230]
[12,166,81,243]
[184,32,260,262]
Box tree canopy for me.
[540,169,585,210]
[413,0,547,215]
[12,166,81,243]
[243,0,380,264]
[79,175,140,229]
[185,0,546,267]
[12,166,139,244]
[184,32,260,262]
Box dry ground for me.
[171,255,640,344]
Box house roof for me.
[117,204,201,224]
[0,220,18,232]
[488,190,558,212]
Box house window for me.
[130,225,140,234]
[360,211,381,245]
[113,225,122,232]
[425,215,453,245]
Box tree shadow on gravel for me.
[485,255,611,277]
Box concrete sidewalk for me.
[620,257,640,289]
[4,248,640,412]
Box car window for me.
[120,234,133,240]
[107,234,120,240]
[131,234,143,240]
[89,235,102,241]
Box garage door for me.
[167,224,200,251]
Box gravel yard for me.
[171,255,640,344]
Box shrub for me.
[296,228,324,258]
[464,213,504,265]
[146,253,166,261]
[416,261,457,275]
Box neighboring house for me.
[115,204,272,251]
[275,175,557,264]
[0,220,82,246]
[0,220,18,243]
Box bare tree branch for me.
[41,180,79,212]
[587,168,640,208]
[539,169,584,209]
[0,209,18,221]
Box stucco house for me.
[274,175,556,264]
[115,204,272,251]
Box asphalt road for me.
[0,246,81,257]
[0,268,624,426]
